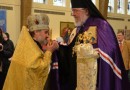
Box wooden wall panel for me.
[21,0,32,27]
[99,0,109,19]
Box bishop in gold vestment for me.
[3,26,52,90]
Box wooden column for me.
[99,0,109,19]
[21,0,32,28]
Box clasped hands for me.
[46,39,59,53]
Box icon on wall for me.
[60,22,75,43]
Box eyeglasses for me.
[71,9,85,14]
[3,37,7,38]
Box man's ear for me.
[85,8,89,15]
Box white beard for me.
[75,21,82,27]
[74,15,88,27]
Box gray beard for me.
[38,39,48,46]
[42,40,48,45]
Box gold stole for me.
[76,26,97,90]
